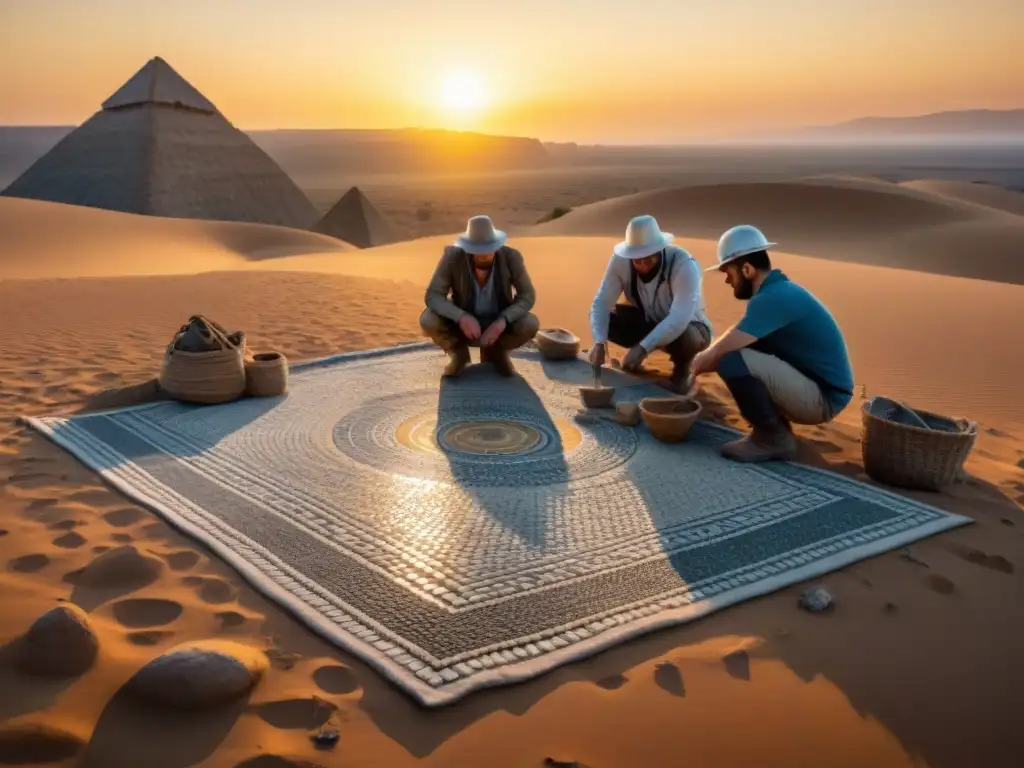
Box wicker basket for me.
[860,396,978,491]
[158,317,247,405]
[640,397,702,443]
[245,351,289,397]
[536,328,580,360]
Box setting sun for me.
[440,70,487,113]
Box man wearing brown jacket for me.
[420,215,539,377]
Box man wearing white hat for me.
[420,215,539,377]
[588,215,712,392]
[688,224,854,462]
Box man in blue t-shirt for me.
[688,225,855,462]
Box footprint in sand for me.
[126,630,175,646]
[254,698,337,730]
[313,664,360,695]
[959,549,1014,574]
[723,650,751,681]
[67,489,115,506]
[102,507,144,527]
[0,723,84,765]
[216,611,247,629]
[9,553,49,573]
[53,532,87,549]
[112,598,183,628]
[47,519,79,531]
[927,574,956,595]
[654,661,685,697]
[25,498,57,513]
[185,576,236,604]
[164,550,201,571]
[111,533,133,543]
[0,529,8,537]
[594,674,628,690]
[234,756,325,768]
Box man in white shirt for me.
[588,215,712,392]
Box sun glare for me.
[441,70,487,113]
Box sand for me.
[527,176,1024,284]
[1,185,1023,768]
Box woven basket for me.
[245,351,289,397]
[640,397,702,443]
[158,316,247,405]
[861,396,978,491]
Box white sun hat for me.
[707,224,777,271]
[613,215,675,260]
[454,215,508,254]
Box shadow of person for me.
[434,366,571,551]
[24,392,285,473]
[80,686,249,768]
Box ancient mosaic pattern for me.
[27,342,971,705]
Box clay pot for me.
[640,397,702,442]
[580,386,615,409]
[536,328,581,360]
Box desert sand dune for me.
[1,197,1023,768]
[525,176,1024,284]
[0,198,352,280]
[899,179,1024,216]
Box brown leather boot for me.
[443,345,470,377]
[481,345,515,377]
[720,426,798,462]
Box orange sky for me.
[0,0,1020,143]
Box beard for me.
[733,273,755,300]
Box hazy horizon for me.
[1,0,1021,144]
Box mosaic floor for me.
[26,342,971,705]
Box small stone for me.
[1001,518,1015,526]
[544,759,581,768]
[311,727,339,749]
[615,402,641,426]
[18,604,99,677]
[127,640,267,709]
[884,601,899,613]
[798,586,834,613]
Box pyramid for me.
[1,57,320,229]
[312,187,397,248]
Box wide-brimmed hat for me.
[613,215,674,260]
[454,215,507,254]
[707,224,776,271]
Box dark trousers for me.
[419,309,540,352]
[607,304,711,371]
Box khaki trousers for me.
[419,309,540,352]
[738,349,830,425]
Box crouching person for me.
[420,215,539,377]
[690,225,855,462]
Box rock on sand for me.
[17,604,99,677]
[127,640,268,709]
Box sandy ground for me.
[1,186,1023,768]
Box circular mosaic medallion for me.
[442,419,544,455]
[333,387,637,487]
